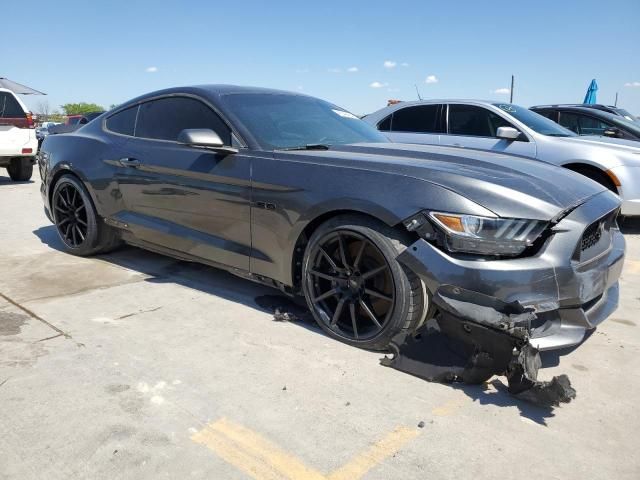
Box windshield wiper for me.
[279,144,331,151]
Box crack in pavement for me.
[35,333,64,343]
[0,292,83,347]
[116,306,163,320]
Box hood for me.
[556,135,640,153]
[290,143,608,220]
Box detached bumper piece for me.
[381,285,576,408]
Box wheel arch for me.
[48,165,102,218]
[562,162,619,193]
[289,207,413,292]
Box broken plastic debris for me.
[255,295,313,323]
[381,285,576,408]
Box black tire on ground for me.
[302,214,427,351]
[7,157,33,181]
[51,174,121,256]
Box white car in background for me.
[364,100,640,217]
[0,87,37,181]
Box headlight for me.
[406,212,548,257]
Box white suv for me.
[0,88,38,181]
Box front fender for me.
[250,157,495,286]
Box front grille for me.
[574,208,618,262]
[581,220,603,252]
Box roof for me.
[363,99,513,122]
[125,84,305,103]
[531,103,616,109]
[377,99,501,107]
[531,105,620,118]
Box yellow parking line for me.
[327,426,420,480]
[431,396,468,416]
[191,418,421,480]
[209,418,325,480]
[191,425,284,480]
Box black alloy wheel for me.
[54,183,89,248]
[306,230,396,342]
[51,174,121,256]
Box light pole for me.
[510,75,514,103]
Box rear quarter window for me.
[391,104,443,133]
[378,115,392,131]
[106,106,139,136]
[0,92,26,118]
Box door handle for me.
[118,157,140,168]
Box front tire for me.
[7,157,33,181]
[52,174,120,256]
[302,215,426,351]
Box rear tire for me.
[302,215,426,351]
[7,157,33,181]
[52,174,121,256]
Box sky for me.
[3,0,640,116]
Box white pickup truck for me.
[0,88,38,181]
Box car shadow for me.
[0,174,34,185]
[463,335,594,426]
[451,379,557,425]
[33,224,578,423]
[32,225,286,313]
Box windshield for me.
[612,108,637,122]
[493,103,577,137]
[222,93,388,149]
[610,115,640,135]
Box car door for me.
[114,95,252,271]
[558,111,613,137]
[440,104,536,157]
[381,104,444,145]
[557,111,580,134]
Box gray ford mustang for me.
[38,85,625,351]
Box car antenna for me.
[415,84,423,100]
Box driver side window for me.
[448,104,513,137]
[135,96,231,144]
[577,115,613,136]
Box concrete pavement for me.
[1,170,640,479]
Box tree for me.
[60,102,104,115]
[36,100,51,121]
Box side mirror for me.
[496,126,522,141]
[603,127,621,138]
[177,129,238,155]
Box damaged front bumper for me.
[382,285,577,407]
[398,193,625,351]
